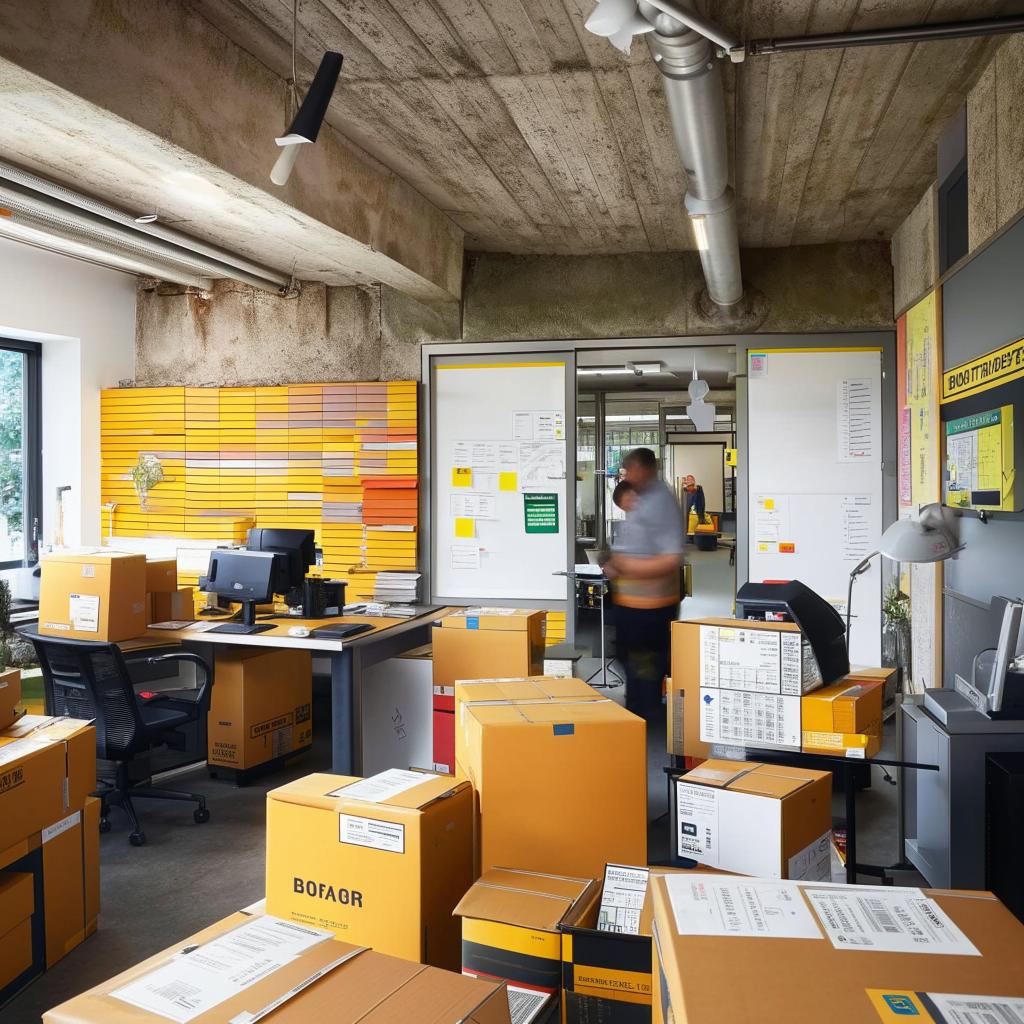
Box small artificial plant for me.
[0,578,12,671]
[882,582,911,627]
[131,453,165,512]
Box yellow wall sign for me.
[905,292,942,506]
[724,448,737,468]
[942,336,1024,402]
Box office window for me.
[0,340,41,568]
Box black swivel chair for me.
[24,631,214,847]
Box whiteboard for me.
[432,360,569,602]
[747,350,883,665]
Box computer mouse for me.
[287,626,310,638]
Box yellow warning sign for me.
[942,336,1024,402]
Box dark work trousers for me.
[613,602,677,725]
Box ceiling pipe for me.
[0,162,291,293]
[748,13,1024,56]
[640,2,744,310]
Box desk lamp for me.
[846,502,963,644]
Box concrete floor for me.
[5,547,919,1021]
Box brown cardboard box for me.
[650,873,1024,1024]
[42,796,101,968]
[674,760,832,879]
[669,618,822,760]
[146,587,195,624]
[456,867,599,1015]
[0,717,97,848]
[432,609,547,686]
[265,770,474,971]
[207,648,312,771]
[42,909,513,1024]
[39,550,147,642]
[144,558,178,593]
[460,691,647,879]
[0,870,34,992]
[801,676,885,757]
[0,668,21,730]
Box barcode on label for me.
[934,997,1024,1024]
[863,897,901,934]
[507,986,550,1024]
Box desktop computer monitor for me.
[199,549,276,627]
[245,528,316,602]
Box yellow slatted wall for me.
[101,383,418,599]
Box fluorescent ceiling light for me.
[577,366,631,376]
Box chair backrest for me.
[27,633,150,761]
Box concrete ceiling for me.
[189,0,1020,255]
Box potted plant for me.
[131,453,164,512]
[882,582,911,683]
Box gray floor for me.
[5,547,920,1021]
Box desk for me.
[139,607,447,775]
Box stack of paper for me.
[373,572,420,603]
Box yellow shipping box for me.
[146,588,195,625]
[42,909,513,1024]
[208,648,312,771]
[455,867,599,1011]
[265,769,473,971]
[650,873,1024,1024]
[801,675,884,757]
[433,609,546,687]
[0,668,21,730]
[675,760,832,879]
[460,693,647,879]
[0,717,97,848]
[0,870,34,992]
[39,550,147,642]
[42,797,101,968]
[144,558,178,593]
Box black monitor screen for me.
[245,528,315,596]
[201,549,275,605]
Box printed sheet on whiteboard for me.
[519,442,565,489]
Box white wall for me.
[0,237,136,548]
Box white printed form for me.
[927,993,1024,1024]
[666,875,822,940]
[716,627,781,692]
[838,378,875,462]
[110,916,334,1023]
[331,768,431,803]
[597,865,650,935]
[676,783,719,862]
[507,987,550,1024]
[802,886,981,956]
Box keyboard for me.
[208,623,275,635]
[309,623,375,640]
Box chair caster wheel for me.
[193,807,210,824]
[99,818,112,834]
[129,831,146,847]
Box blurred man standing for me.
[604,448,684,723]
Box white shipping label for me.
[507,986,550,1024]
[666,874,822,940]
[110,916,333,1023]
[927,993,1024,1024]
[676,783,719,862]
[715,627,782,692]
[787,832,832,882]
[780,633,802,695]
[330,768,431,803]
[339,814,405,854]
[699,687,801,750]
[42,810,81,844]
[699,625,720,688]
[597,864,650,935]
[69,593,100,632]
[803,887,981,956]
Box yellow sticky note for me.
[452,467,472,488]
[455,518,475,538]
[499,471,518,492]
[764,498,775,510]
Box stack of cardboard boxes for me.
[0,711,100,1002]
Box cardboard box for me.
[144,557,178,593]
[669,618,825,759]
[0,870,34,992]
[0,668,21,730]
[650,873,1024,1024]
[42,797,101,967]
[39,550,147,642]
[456,868,599,1016]
[459,690,647,879]
[432,609,547,687]
[0,716,97,848]
[42,909,514,1024]
[674,760,832,880]
[208,648,312,771]
[801,676,884,757]
[146,587,195,624]
[265,770,474,971]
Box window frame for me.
[0,338,42,570]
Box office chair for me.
[24,631,214,847]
